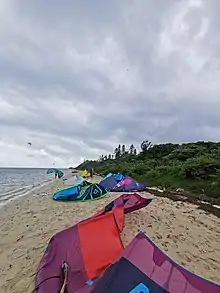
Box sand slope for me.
[0,177,219,292]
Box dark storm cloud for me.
[1,0,220,167]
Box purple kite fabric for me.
[34,194,220,293]
[99,175,118,190]
[114,193,152,214]
[124,232,220,292]
[34,194,153,293]
[113,176,146,192]
[97,231,220,293]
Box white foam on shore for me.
[0,179,55,207]
[212,204,220,209]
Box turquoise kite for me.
[53,183,107,201]
[47,168,64,178]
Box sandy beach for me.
[0,176,220,293]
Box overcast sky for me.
[0,0,220,167]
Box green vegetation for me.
[76,141,220,199]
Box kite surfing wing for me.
[47,168,64,178]
[92,232,220,293]
[34,194,152,293]
[77,184,107,201]
[113,176,146,192]
[53,186,80,201]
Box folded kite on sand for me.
[93,232,220,293]
[34,193,220,293]
[34,193,152,292]
[53,183,106,201]
[99,172,147,192]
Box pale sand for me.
[0,176,220,293]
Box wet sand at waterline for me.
[0,176,220,292]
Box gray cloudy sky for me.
[1,0,220,167]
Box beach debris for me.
[176,188,185,192]
[16,235,24,242]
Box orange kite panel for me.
[78,209,124,280]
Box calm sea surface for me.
[0,168,58,205]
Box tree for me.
[118,144,121,156]
[114,147,117,159]
[114,144,122,159]
[122,144,126,155]
[114,147,120,159]
[129,144,135,154]
[141,140,152,153]
[134,148,137,155]
[104,155,107,160]
[108,154,112,159]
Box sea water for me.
[0,168,55,206]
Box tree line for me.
[98,140,153,161]
[76,140,220,199]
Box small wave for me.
[0,179,54,207]
[0,186,31,197]
[0,185,34,202]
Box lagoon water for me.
[0,168,54,205]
